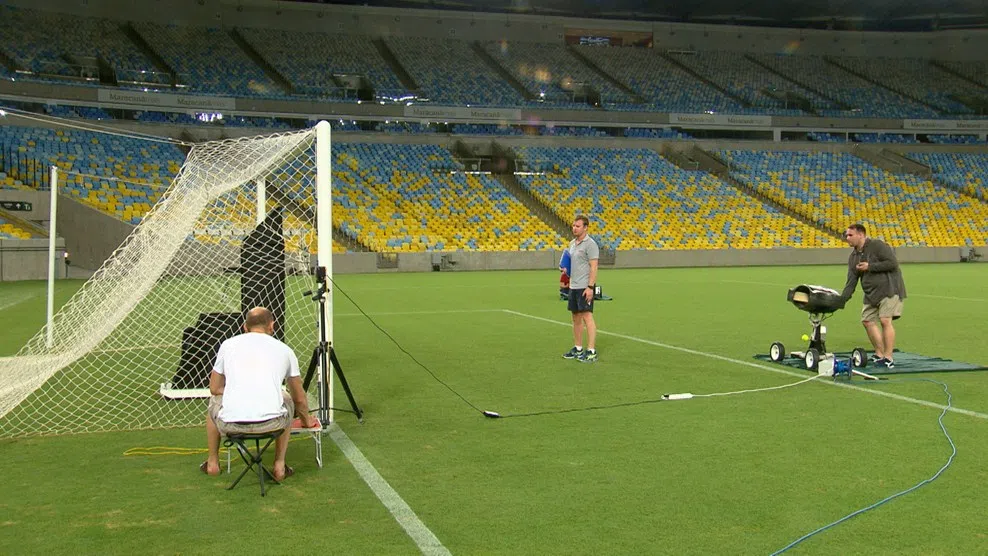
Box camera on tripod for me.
[304,266,329,301]
[301,265,363,423]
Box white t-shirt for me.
[214,332,300,423]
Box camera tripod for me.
[302,267,363,424]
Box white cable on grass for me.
[690,375,822,399]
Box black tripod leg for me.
[329,348,363,421]
[302,346,320,392]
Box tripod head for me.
[303,266,329,302]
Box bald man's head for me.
[244,307,275,334]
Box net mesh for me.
[0,126,324,438]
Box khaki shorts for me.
[208,392,293,435]
[861,295,904,323]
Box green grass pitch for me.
[0,263,986,554]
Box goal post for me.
[0,121,334,438]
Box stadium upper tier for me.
[663,51,830,116]
[831,57,988,115]
[478,40,640,109]
[0,6,163,86]
[574,46,745,113]
[130,22,284,98]
[384,37,525,107]
[718,149,988,247]
[1,5,986,117]
[238,28,408,100]
[748,54,945,118]
[513,146,842,250]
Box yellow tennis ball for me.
[801,334,810,341]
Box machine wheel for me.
[804,348,820,371]
[770,342,786,362]
[851,348,868,368]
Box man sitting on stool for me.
[202,307,316,480]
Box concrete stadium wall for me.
[329,246,987,276]
[56,195,133,272]
[3,238,983,280]
[0,238,65,281]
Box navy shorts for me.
[568,287,594,313]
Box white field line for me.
[329,425,451,556]
[336,309,503,317]
[0,292,41,312]
[502,309,988,421]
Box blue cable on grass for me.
[771,378,957,555]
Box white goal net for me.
[0,122,334,438]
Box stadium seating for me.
[574,46,744,113]
[852,133,920,144]
[513,146,841,249]
[238,28,407,100]
[937,61,988,88]
[131,22,283,98]
[0,170,27,190]
[927,134,985,145]
[0,4,983,121]
[480,41,638,109]
[452,124,524,135]
[624,128,691,140]
[44,105,113,121]
[749,54,940,118]
[664,51,826,115]
[718,149,988,246]
[0,6,160,86]
[385,37,524,107]
[905,152,988,201]
[373,121,434,134]
[330,143,565,252]
[834,57,984,114]
[0,126,184,224]
[807,132,847,143]
[0,215,32,239]
[541,126,609,137]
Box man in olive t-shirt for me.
[839,223,907,369]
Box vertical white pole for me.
[315,120,333,423]
[46,166,58,349]
[255,177,266,225]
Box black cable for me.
[493,397,672,418]
[327,279,679,420]
[329,277,487,416]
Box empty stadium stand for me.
[385,37,525,107]
[331,143,565,252]
[749,54,942,118]
[513,145,841,250]
[0,126,183,225]
[906,152,988,201]
[0,215,32,239]
[718,149,988,247]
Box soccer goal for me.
[0,121,334,438]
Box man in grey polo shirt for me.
[839,223,907,369]
[562,215,600,363]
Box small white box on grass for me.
[818,356,835,377]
